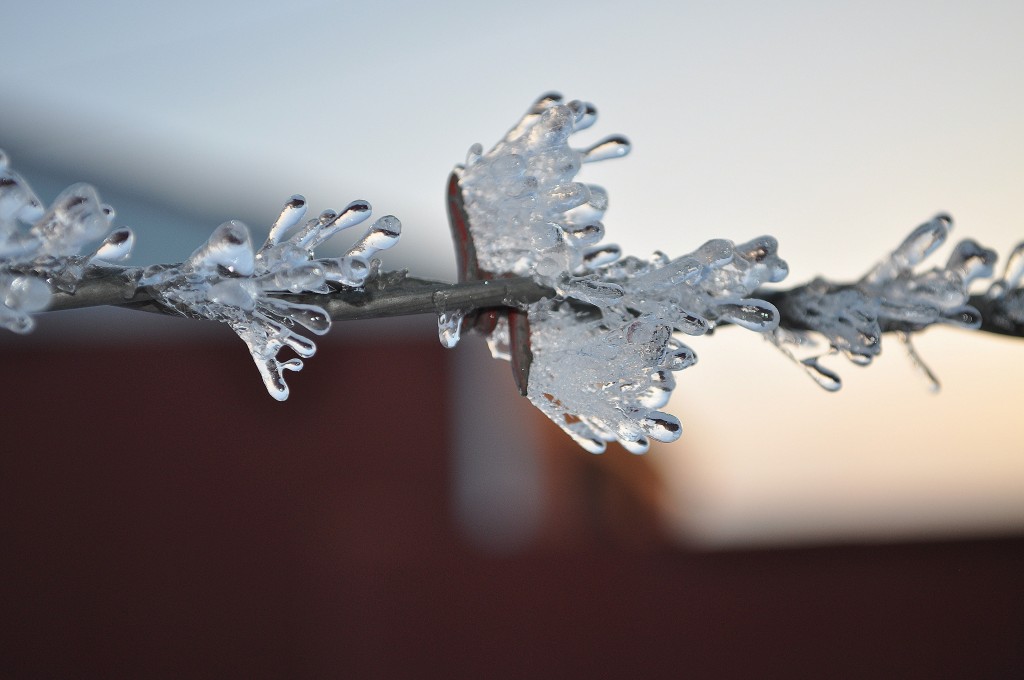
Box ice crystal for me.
[0,149,134,333]
[770,214,996,390]
[982,241,1024,328]
[455,92,630,289]
[449,97,787,452]
[523,237,787,453]
[142,196,400,400]
[525,304,687,454]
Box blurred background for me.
[2,0,1023,676]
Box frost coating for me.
[0,149,134,333]
[142,196,400,400]
[456,93,630,289]
[770,214,996,390]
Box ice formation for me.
[6,100,1024,444]
[523,237,787,453]
[982,241,1024,328]
[455,92,630,290]
[142,197,400,399]
[450,95,787,453]
[0,149,134,333]
[769,214,997,391]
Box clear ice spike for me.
[188,220,255,275]
[801,356,842,392]
[438,309,466,349]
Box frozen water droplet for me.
[620,437,650,455]
[190,220,255,275]
[585,184,608,211]
[946,239,996,284]
[640,412,681,443]
[308,200,372,249]
[988,241,1024,299]
[265,195,307,246]
[565,421,607,454]
[531,92,564,113]
[801,357,842,392]
[718,300,779,331]
[669,309,710,336]
[260,262,327,294]
[544,183,591,212]
[346,215,401,261]
[90,228,134,262]
[262,299,331,335]
[466,142,483,167]
[438,309,466,349]
[282,332,317,358]
[581,244,621,269]
[868,214,951,283]
[563,277,624,306]
[3,275,51,313]
[581,135,631,163]
[694,239,735,268]
[565,222,604,246]
[0,167,44,223]
[665,344,697,371]
[651,368,676,391]
[569,101,597,132]
[321,255,370,287]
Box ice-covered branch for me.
[4,90,1024,453]
[761,214,1022,392]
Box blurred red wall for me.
[1,324,1022,678]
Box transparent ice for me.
[769,214,997,391]
[0,149,135,333]
[522,237,787,453]
[452,96,787,453]
[142,196,400,400]
[455,93,630,290]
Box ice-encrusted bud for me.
[143,195,400,400]
[455,92,630,288]
[0,150,135,332]
[770,214,999,391]
[525,305,686,454]
[448,97,788,453]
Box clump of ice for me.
[456,93,630,290]
[452,96,787,453]
[0,149,134,333]
[524,236,786,453]
[142,196,400,400]
[525,304,688,454]
[770,214,996,391]
[984,241,1024,325]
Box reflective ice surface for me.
[456,93,630,290]
[142,195,400,400]
[769,214,999,390]
[0,149,135,333]
[452,97,787,453]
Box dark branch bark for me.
[41,266,1024,341]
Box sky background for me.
[3,0,1023,545]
